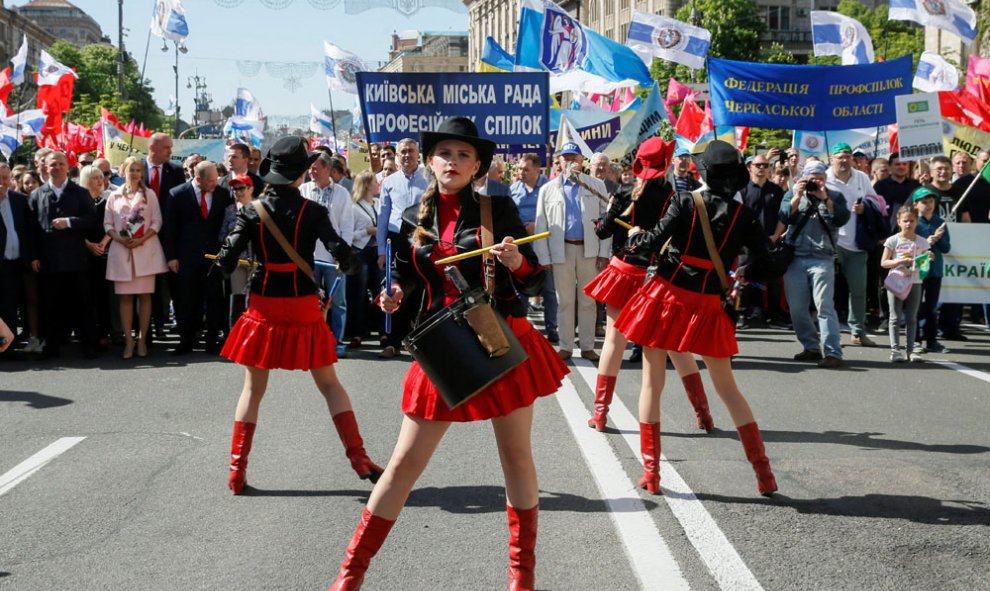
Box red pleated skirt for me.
[583,257,647,309]
[221,294,337,370]
[614,276,738,358]
[402,316,569,422]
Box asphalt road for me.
[1,320,988,591]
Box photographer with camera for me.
[778,160,851,368]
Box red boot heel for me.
[737,422,778,496]
[332,411,385,483]
[587,375,616,432]
[228,421,256,495]
[638,422,661,494]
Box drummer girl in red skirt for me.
[614,140,778,496]
[215,137,383,494]
[584,137,716,435]
[328,117,568,591]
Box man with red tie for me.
[145,133,187,341]
[163,161,231,355]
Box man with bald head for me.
[164,160,231,355]
[27,151,99,358]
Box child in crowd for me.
[881,204,931,362]
[911,187,951,354]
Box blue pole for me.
[385,239,393,335]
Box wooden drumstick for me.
[434,231,551,265]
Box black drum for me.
[403,289,528,410]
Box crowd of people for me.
[0,132,987,368]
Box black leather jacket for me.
[594,179,674,266]
[627,191,772,294]
[216,186,350,297]
[393,189,544,321]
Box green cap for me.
[830,143,853,156]
[912,186,938,202]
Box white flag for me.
[37,50,76,86]
[323,41,368,95]
[235,88,264,121]
[10,35,27,86]
[151,0,190,48]
[0,124,21,161]
[625,11,711,70]
[889,0,976,46]
[310,105,335,137]
[4,109,46,137]
[555,113,594,159]
[163,95,177,117]
[913,51,959,93]
[810,11,874,65]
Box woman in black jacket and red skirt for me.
[614,140,778,496]
[328,118,568,591]
[583,138,715,445]
[216,137,382,494]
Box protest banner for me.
[173,138,225,164]
[895,92,943,161]
[603,83,666,163]
[942,119,990,159]
[794,128,891,159]
[708,56,912,130]
[103,134,225,168]
[356,72,550,144]
[940,223,990,304]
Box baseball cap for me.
[558,142,582,156]
[802,160,827,176]
[230,173,253,187]
[911,186,938,202]
[830,143,853,156]
[673,147,690,157]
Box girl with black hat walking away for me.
[215,137,383,494]
[583,137,716,436]
[614,140,779,496]
[328,117,568,591]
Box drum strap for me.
[479,194,495,295]
[251,200,318,286]
[691,191,730,294]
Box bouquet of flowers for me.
[119,205,146,240]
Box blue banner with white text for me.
[356,72,550,145]
[708,56,913,131]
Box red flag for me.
[736,127,750,152]
[665,78,691,108]
[675,94,707,142]
[0,67,12,113]
[888,123,899,154]
[940,89,990,132]
[36,71,75,140]
[966,54,990,98]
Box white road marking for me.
[554,375,691,591]
[929,360,990,385]
[0,437,86,497]
[570,357,765,591]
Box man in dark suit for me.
[164,160,231,354]
[28,151,99,358]
[0,163,33,351]
[219,143,264,198]
[144,133,186,340]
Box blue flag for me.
[514,0,651,94]
[480,36,515,72]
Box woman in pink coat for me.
[104,156,168,358]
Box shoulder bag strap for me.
[251,200,318,286]
[479,193,496,295]
[690,191,730,293]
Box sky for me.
[28,0,468,119]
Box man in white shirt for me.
[301,151,354,358]
[826,143,883,347]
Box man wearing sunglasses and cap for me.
[737,153,786,328]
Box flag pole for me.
[873,21,891,159]
[326,87,340,153]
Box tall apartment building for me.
[464,0,884,70]
[0,0,55,88]
[12,0,103,49]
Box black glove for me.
[333,243,360,276]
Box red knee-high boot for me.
[638,422,660,494]
[332,411,384,483]
[681,373,714,433]
[507,504,539,591]
[228,421,256,495]
[587,375,617,431]
[328,508,395,591]
[737,422,778,496]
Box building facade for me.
[0,0,56,92]
[463,0,886,69]
[13,0,102,49]
[380,30,470,73]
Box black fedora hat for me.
[420,117,496,180]
[691,140,749,197]
[259,136,320,185]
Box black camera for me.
[805,180,820,194]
